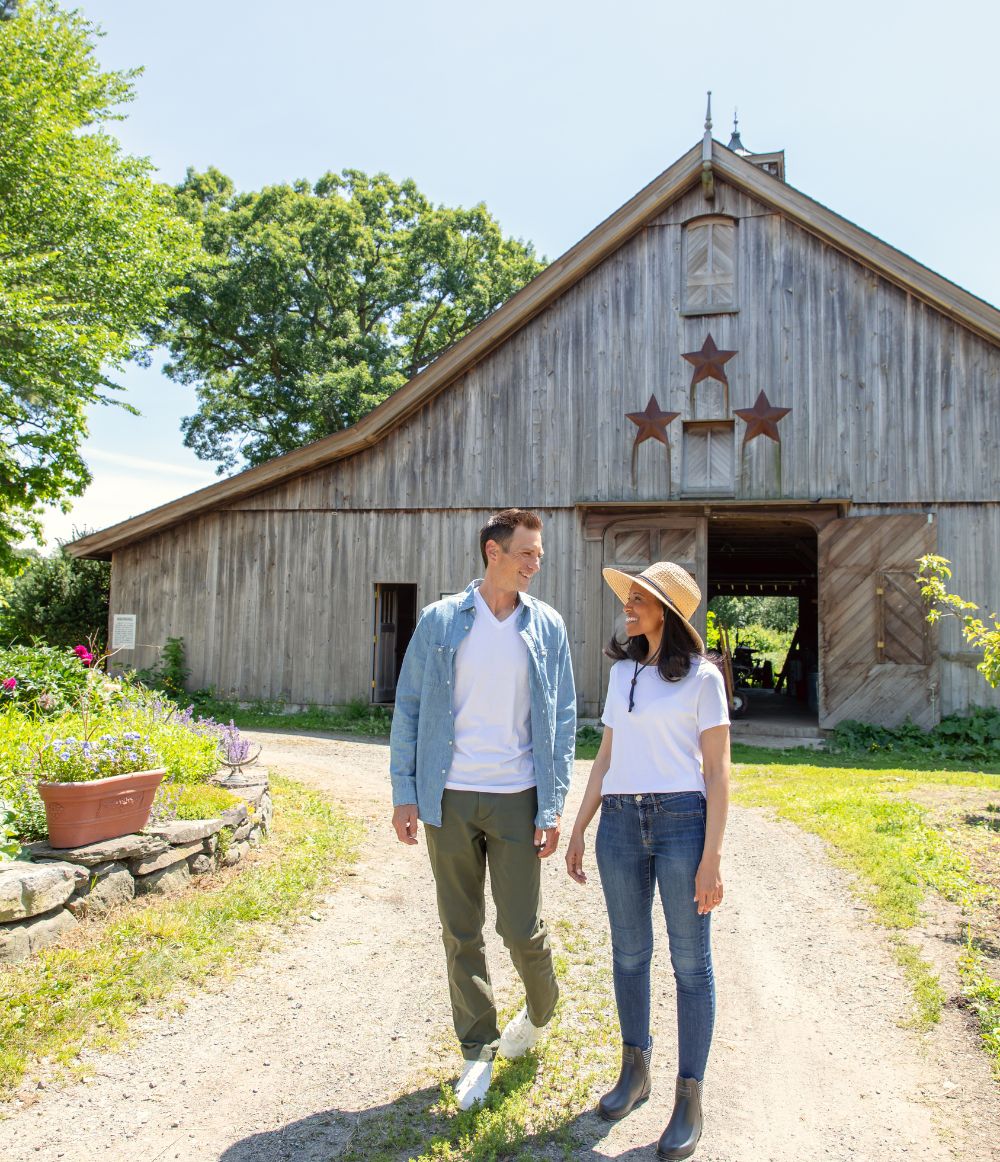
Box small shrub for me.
[576,724,603,749]
[0,644,93,714]
[134,636,191,702]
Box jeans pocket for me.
[601,795,624,812]
[655,792,706,818]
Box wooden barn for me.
[71,121,1000,731]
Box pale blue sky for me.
[40,0,1000,545]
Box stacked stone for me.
[0,774,271,964]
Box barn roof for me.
[69,139,1000,559]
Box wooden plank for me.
[818,514,939,728]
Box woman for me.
[565,562,730,1161]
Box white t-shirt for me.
[600,656,730,795]
[445,587,535,793]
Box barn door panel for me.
[372,585,398,703]
[818,515,938,729]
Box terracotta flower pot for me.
[37,768,167,848]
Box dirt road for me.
[0,732,996,1161]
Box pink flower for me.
[73,645,94,667]
[2,677,16,692]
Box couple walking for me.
[389,508,730,1160]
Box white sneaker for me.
[454,1059,493,1110]
[498,1005,543,1058]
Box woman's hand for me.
[565,830,588,884]
[694,856,723,915]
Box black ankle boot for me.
[597,1040,653,1121]
[656,1074,703,1160]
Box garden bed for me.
[0,772,271,963]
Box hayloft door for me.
[818,515,939,729]
[372,583,417,704]
[601,516,708,668]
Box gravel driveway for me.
[0,732,996,1161]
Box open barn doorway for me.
[707,514,819,730]
[372,583,417,704]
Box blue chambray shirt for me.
[389,579,577,829]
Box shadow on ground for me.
[218,1082,671,1161]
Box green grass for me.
[191,696,395,737]
[733,758,999,1045]
[959,938,1000,1065]
[0,775,362,1098]
[336,918,618,1162]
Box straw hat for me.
[602,561,704,653]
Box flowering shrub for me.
[0,645,264,840]
[72,644,95,667]
[30,730,162,784]
[0,644,95,714]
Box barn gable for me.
[73,138,1000,729]
[71,140,1000,557]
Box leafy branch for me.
[917,554,1000,688]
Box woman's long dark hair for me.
[604,603,704,682]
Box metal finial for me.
[704,91,713,132]
[728,106,750,156]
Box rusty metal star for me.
[626,394,680,448]
[734,390,792,443]
[681,333,738,387]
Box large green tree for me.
[0,1,195,571]
[154,168,547,472]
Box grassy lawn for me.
[0,775,362,1099]
[731,754,1000,1071]
[191,696,394,737]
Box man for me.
[389,508,577,1110]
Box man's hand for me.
[392,804,419,845]
[533,816,561,858]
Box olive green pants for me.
[424,787,559,1062]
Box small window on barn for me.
[681,420,735,495]
[682,217,737,315]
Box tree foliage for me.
[0,539,110,649]
[153,168,547,472]
[0,0,196,571]
[708,595,799,633]
[918,555,1000,688]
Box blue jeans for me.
[595,791,715,1081]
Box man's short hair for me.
[479,509,543,567]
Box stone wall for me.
[0,774,272,964]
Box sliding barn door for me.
[818,515,938,728]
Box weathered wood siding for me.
[107,175,1000,718]
[110,509,584,706]
[227,181,1000,513]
